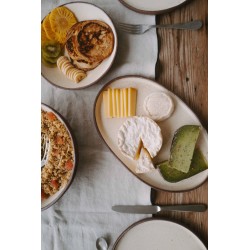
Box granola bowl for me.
[41,103,78,211]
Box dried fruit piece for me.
[41,24,50,45]
[49,6,77,44]
[42,14,57,41]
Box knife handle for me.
[160,204,207,212]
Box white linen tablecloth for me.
[41,0,158,249]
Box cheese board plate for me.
[94,76,208,192]
[41,2,118,90]
[119,0,189,15]
[113,218,207,250]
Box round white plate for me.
[113,218,207,250]
[94,76,208,192]
[119,0,188,14]
[41,2,118,90]
[41,104,78,210]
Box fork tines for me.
[118,22,142,34]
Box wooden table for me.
[153,0,208,246]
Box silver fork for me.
[41,134,50,168]
[118,20,203,34]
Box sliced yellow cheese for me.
[103,91,109,118]
[103,87,137,118]
[115,89,120,118]
[112,88,116,117]
[107,88,113,118]
[128,87,137,116]
[120,89,124,118]
[123,88,128,117]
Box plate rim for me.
[112,217,207,250]
[41,103,79,211]
[41,1,118,90]
[93,75,208,193]
[119,0,190,15]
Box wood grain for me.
[153,0,208,247]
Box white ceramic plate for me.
[41,104,78,210]
[94,76,208,192]
[119,0,188,14]
[113,218,207,250]
[41,2,118,90]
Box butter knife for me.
[112,204,207,214]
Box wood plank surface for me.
[153,0,208,246]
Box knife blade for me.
[112,204,207,214]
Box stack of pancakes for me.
[65,20,114,71]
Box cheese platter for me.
[94,76,208,192]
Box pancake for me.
[65,20,114,64]
[72,59,102,71]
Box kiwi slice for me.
[42,51,58,64]
[42,41,62,58]
[41,56,57,68]
[41,49,63,64]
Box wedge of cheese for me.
[118,116,163,168]
[136,146,155,174]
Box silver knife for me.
[112,204,207,214]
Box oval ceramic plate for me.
[94,76,208,192]
[41,104,78,210]
[113,218,207,250]
[119,0,188,15]
[41,2,118,90]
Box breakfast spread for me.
[117,116,163,173]
[103,88,137,118]
[41,109,74,200]
[42,6,115,83]
[57,56,86,83]
[143,92,174,121]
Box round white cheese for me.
[143,92,174,122]
[117,116,163,159]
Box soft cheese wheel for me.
[143,92,174,122]
[117,116,163,159]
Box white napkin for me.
[41,0,158,249]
